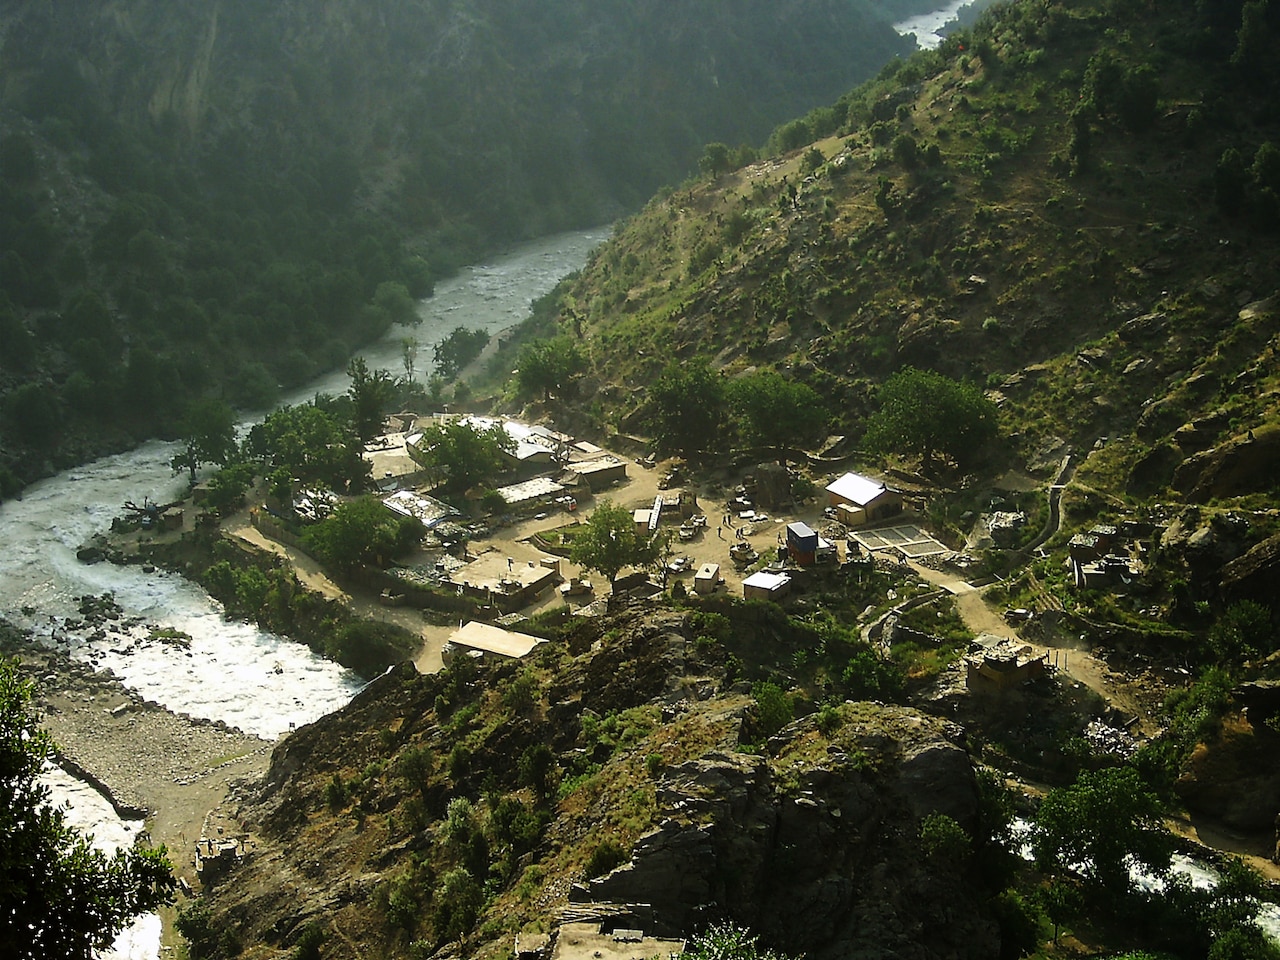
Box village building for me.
[446,553,562,611]
[562,455,628,490]
[786,521,818,566]
[541,922,685,960]
[457,415,567,468]
[693,562,720,594]
[495,476,567,509]
[381,490,460,529]
[742,570,791,601]
[363,431,423,490]
[442,620,547,665]
[825,472,903,528]
[965,635,1047,693]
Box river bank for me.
[3,625,272,892]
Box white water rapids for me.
[7,226,607,957]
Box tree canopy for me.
[302,496,424,575]
[0,660,175,958]
[245,402,368,493]
[409,419,514,492]
[433,327,491,382]
[861,366,997,468]
[170,398,238,484]
[648,359,727,454]
[683,922,801,960]
[1031,766,1171,897]
[569,499,669,592]
[727,371,826,462]
[346,358,397,444]
[515,336,586,402]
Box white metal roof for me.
[743,571,791,591]
[825,472,888,506]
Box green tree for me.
[400,337,419,383]
[683,922,800,960]
[727,371,826,463]
[862,366,997,469]
[302,495,423,574]
[409,419,514,491]
[432,326,490,381]
[247,402,368,493]
[919,812,971,866]
[0,660,175,957]
[1031,766,1171,897]
[346,357,397,444]
[171,398,238,484]
[432,867,483,943]
[1208,600,1273,662]
[699,142,733,178]
[648,360,727,454]
[2,382,59,447]
[570,499,669,593]
[751,681,793,739]
[515,336,586,402]
[372,281,418,327]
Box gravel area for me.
[3,630,272,889]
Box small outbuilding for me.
[442,621,546,665]
[786,521,819,566]
[693,562,720,594]
[965,635,1046,694]
[562,455,628,490]
[743,570,791,601]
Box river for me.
[6,226,607,957]
[894,0,998,49]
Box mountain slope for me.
[0,0,915,494]
[521,0,1280,477]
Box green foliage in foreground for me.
[0,660,175,959]
[410,419,514,492]
[1032,766,1171,897]
[302,496,425,575]
[684,923,801,960]
[569,499,671,591]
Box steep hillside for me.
[512,0,1280,478]
[195,604,1006,960]
[0,0,915,494]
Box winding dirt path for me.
[907,561,1152,728]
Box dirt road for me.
[908,561,1153,728]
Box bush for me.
[292,922,325,960]
[752,681,793,739]
[582,840,629,879]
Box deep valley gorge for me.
[5,1,1280,959]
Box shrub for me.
[582,840,629,879]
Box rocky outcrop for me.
[1171,428,1280,503]
[1176,724,1280,832]
[584,706,998,960]
[1220,533,1280,606]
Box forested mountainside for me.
[0,0,916,495]
[516,0,1280,485]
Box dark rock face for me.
[586,708,999,960]
[1221,533,1280,606]
[1171,428,1280,503]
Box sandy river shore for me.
[4,630,274,949]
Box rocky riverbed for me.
[2,622,272,892]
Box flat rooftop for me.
[446,621,546,659]
[550,923,684,960]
